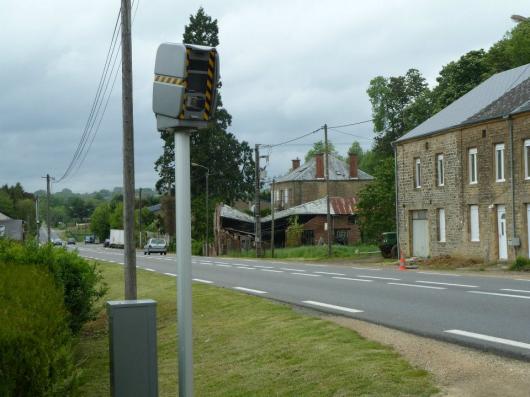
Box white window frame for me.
[438,208,446,242]
[283,188,289,205]
[524,139,530,180]
[495,143,505,182]
[414,158,421,188]
[436,154,444,186]
[470,205,480,242]
[468,148,478,184]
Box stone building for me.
[395,63,530,262]
[273,153,373,210]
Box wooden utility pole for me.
[271,178,275,258]
[42,174,53,243]
[324,124,332,257]
[254,144,262,257]
[121,0,137,300]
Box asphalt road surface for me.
[76,245,530,360]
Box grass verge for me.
[226,244,380,260]
[76,261,437,396]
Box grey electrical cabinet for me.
[107,300,158,397]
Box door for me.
[412,210,429,257]
[497,205,508,260]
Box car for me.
[144,238,167,255]
[67,238,76,245]
[103,238,110,248]
[52,238,63,246]
[84,235,95,244]
[379,232,398,258]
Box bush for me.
[510,256,530,271]
[192,239,203,256]
[0,239,106,334]
[0,263,77,396]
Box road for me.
[76,244,530,361]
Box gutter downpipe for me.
[508,115,517,257]
[392,141,400,256]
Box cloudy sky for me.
[0,0,526,193]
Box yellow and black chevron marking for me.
[203,50,216,120]
[179,49,191,120]
[154,74,186,86]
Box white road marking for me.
[216,264,232,268]
[302,300,363,313]
[144,268,155,272]
[260,269,284,273]
[254,265,274,269]
[468,291,530,300]
[291,272,320,277]
[234,287,267,294]
[416,280,478,288]
[281,268,306,272]
[515,278,530,282]
[193,278,213,284]
[214,261,229,265]
[445,329,530,350]
[199,262,213,265]
[388,282,446,290]
[351,266,380,271]
[236,266,255,270]
[417,271,460,277]
[357,275,401,281]
[314,271,346,276]
[164,272,177,277]
[333,276,372,282]
[500,288,530,294]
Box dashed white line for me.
[164,272,177,277]
[332,276,372,282]
[515,278,530,282]
[236,266,255,270]
[351,266,381,271]
[416,280,478,288]
[302,300,363,313]
[500,288,530,294]
[291,272,320,277]
[214,261,229,265]
[254,265,274,269]
[467,291,530,300]
[445,329,530,350]
[193,278,213,284]
[357,275,401,281]
[281,268,306,272]
[314,271,346,276]
[234,287,267,294]
[144,268,155,272]
[260,269,284,273]
[416,271,460,277]
[388,282,446,290]
[216,264,232,268]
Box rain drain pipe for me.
[507,115,518,255]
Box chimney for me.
[315,153,324,179]
[292,158,300,170]
[349,153,358,178]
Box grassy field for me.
[76,262,437,396]
[226,244,380,260]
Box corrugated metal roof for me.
[261,196,357,222]
[220,205,255,223]
[276,154,373,182]
[396,63,530,143]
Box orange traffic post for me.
[399,250,407,271]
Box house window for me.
[334,229,349,245]
[470,205,480,242]
[495,143,505,182]
[436,154,444,186]
[302,230,314,245]
[438,208,446,242]
[283,189,289,205]
[275,189,280,203]
[414,158,421,188]
[524,139,530,179]
[468,148,478,184]
[347,215,357,224]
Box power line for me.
[263,127,322,149]
[327,119,373,129]
[328,127,373,141]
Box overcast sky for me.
[0,0,526,193]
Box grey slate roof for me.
[276,154,373,183]
[261,197,357,222]
[396,63,530,143]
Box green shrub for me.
[510,256,530,271]
[0,263,78,396]
[192,239,203,256]
[0,239,106,334]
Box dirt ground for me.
[328,316,530,397]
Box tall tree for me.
[486,20,530,74]
[367,69,431,157]
[304,140,338,162]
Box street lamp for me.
[191,162,210,256]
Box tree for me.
[109,202,123,229]
[154,7,255,236]
[357,157,396,242]
[91,204,111,241]
[367,69,431,157]
[486,20,530,74]
[304,140,338,162]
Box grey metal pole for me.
[324,124,332,257]
[271,178,275,258]
[121,0,137,300]
[205,170,209,256]
[46,174,51,244]
[254,144,262,257]
[174,130,193,397]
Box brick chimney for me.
[349,153,358,178]
[292,158,300,170]
[315,153,324,179]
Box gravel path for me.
[328,316,530,397]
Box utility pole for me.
[139,188,142,249]
[254,144,262,257]
[271,178,275,258]
[121,0,137,300]
[42,174,53,243]
[35,196,40,241]
[324,124,332,257]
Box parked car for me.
[144,238,167,255]
[53,238,63,246]
[67,237,76,245]
[103,238,110,247]
[379,232,398,258]
[84,235,95,244]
